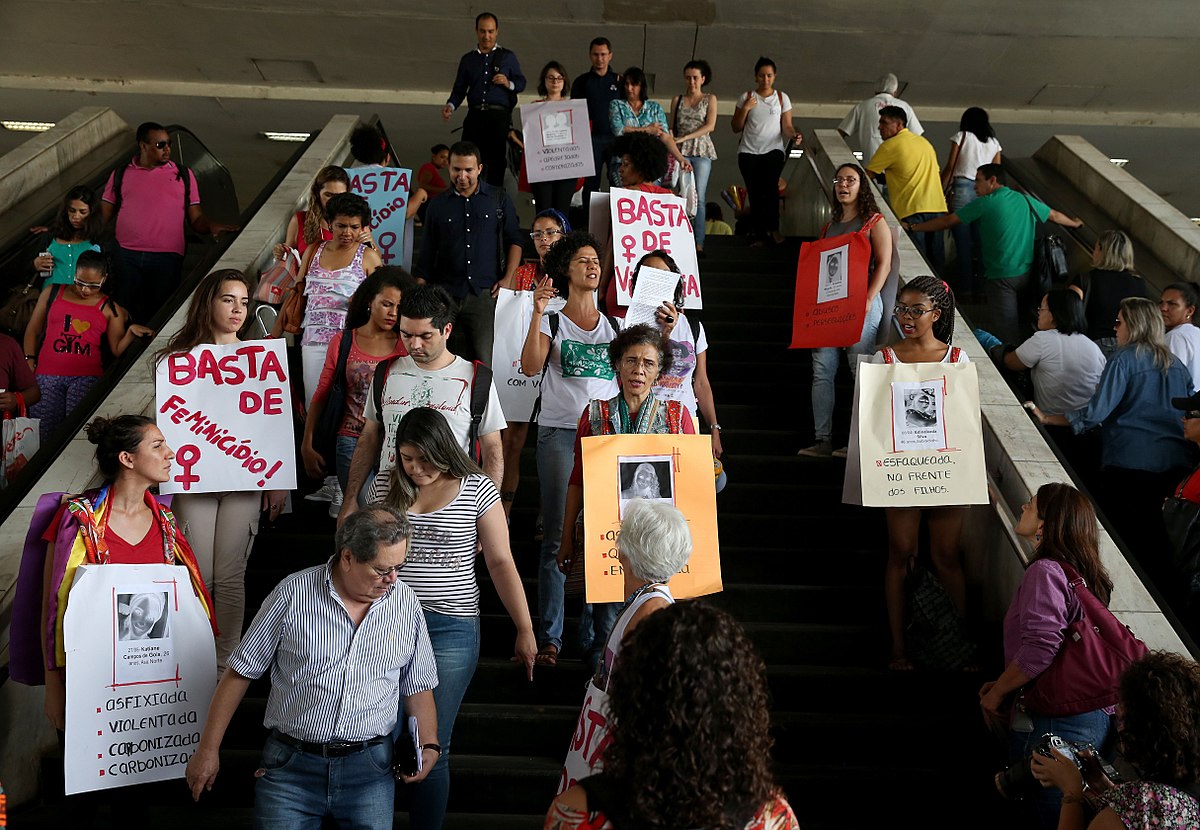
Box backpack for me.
[371,356,493,463]
[109,154,193,236]
[528,311,621,423]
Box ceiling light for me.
[262,131,311,142]
[2,120,55,132]
[1109,158,1129,167]
[789,148,804,159]
[853,151,864,161]
[1191,218,1200,226]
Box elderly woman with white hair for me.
[558,499,693,792]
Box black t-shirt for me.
[1072,268,1155,340]
[570,70,622,136]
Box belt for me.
[470,103,510,112]
[271,730,389,758]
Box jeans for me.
[253,731,395,830]
[810,294,883,443]
[334,434,358,496]
[982,270,1033,345]
[949,179,981,294]
[578,601,621,672]
[404,610,480,830]
[1008,707,1112,830]
[536,425,577,650]
[686,156,713,247]
[738,150,786,236]
[117,249,184,324]
[901,212,946,275]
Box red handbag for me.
[1022,561,1149,717]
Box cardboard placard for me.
[581,433,721,603]
[64,564,216,795]
[850,361,987,507]
[490,288,565,422]
[346,165,413,268]
[609,187,702,309]
[155,340,297,494]
[520,100,596,184]
[789,230,871,348]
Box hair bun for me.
[84,416,114,445]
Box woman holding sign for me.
[799,163,891,458]
[520,231,619,668]
[381,406,536,830]
[40,414,214,730]
[868,275,969,671]
[163,270,288,671]
[523,61,578,218]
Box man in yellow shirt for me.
[867,106,947,272]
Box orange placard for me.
[581,434,722,603]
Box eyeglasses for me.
[1184,411,1200,420]
[620,356,659,371]
[368,562,405,579]
[1114,318,1125,328]
[545,74,565,82]
[893,305,937,319]
[74,278,105,290]
[832,177,859,185]
[152,140,170,149]
[530,229,564,240]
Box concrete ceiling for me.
[0,1,1198,221]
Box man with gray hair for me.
[838,73,924,160]
[185,506,440,830]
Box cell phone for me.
[38,252,51,278]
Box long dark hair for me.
[384,408,483,513]
[604,604,779,829]
[344,267,416,329]
[1032,482,1113,605]
[48,185,105,243]
[830,163,879,224]
[900,275,956,345]
[958,106,996,143]
[1044,288,1087,335]
[1117,651,1200,788]
[158,269,250,359]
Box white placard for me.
[347,165,413,268]
[64,564,216,795]
[609,187,702,309]
[155,340,297,494]
[625,265,680,327]
[520,100,595,184]
[491,288,566,422]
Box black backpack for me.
[371,357,493,464]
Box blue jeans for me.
[902,212,946,275]
[950,179,982,294]
[686,156,713,247]
[254,732,395,830]
[404,610,480,830]
[536,425,577,651]
[1008,707,1113,830]
[334,434,357,495]
[579,601,621,672]
[811,294,883,443]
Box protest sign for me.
[581,433,721,603]
[520,100,595,184]
[64,563,216,795]
[346,165,413,268]
[491,288,566,422]
[789,229,871,349]
[609,187,702,309]
[155,340,297,494]
[844,360,987,507]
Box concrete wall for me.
[0,113,360,807]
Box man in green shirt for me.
[905,163,1082,344]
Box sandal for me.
[534,643,559,667]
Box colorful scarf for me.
[591,392,685,437]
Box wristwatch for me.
[421,742,443,756]
[709,423,722,432]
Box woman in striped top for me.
[381,406,536,830]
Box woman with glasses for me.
[380,406,535,830]
[520,231,620,668]
[799,162,892,458]
[1028,297,1192,588]
[523,61,578,217]
[1069,230,1152,358]
[867,276,970,670]
[23,250,152,441]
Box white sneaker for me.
[328,485,344,519]
[305,476,340,502]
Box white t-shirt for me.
[400,474,500,618]
[1167,324,1200,391]
[364,355,507,474]
[949,131,1003,179]
[537,311,619,429]
[1014,330,1107,416]
[838,93,924,161]
[736,91,793,155]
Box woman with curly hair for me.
[981,482,1116,829]
[798,162,892,457]
[607,66,690,188]
[1033,650,1200,829]
[546,602,800,830]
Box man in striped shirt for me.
[185,507,440,828]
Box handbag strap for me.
[329,327,355,396]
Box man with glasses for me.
[416,141,523,365]
[101,122,238,324]
[339,285,506,523]
[571,37,622,222]
[185,507,440,830]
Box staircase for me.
[15,235,1022,828]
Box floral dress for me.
[1103,781,1200,829]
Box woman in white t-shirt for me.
[940,107,1002,300]
[520,231,619,667]
[382,406,536,830]
[870,276,971,671]
[1160,281,1200,391]
[730,56,796,247]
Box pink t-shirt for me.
[311,330,408,437]
[102,159,200,255]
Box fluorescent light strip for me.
[788,148,805,159]
[853,151,864,160]
[1109,158,1130,167]
[2,120,55,132]
[262,131,311,142]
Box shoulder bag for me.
[313,328,355,463]
[1162,474,1200,610]
[1022,561,1149,716]
[1023,194,1069,299]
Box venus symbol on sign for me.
[174,445,201,490]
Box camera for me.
[995,733,1120,801]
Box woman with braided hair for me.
[869,276,970,670]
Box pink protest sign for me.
[346,165,412,267]
[608,187,703,309]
